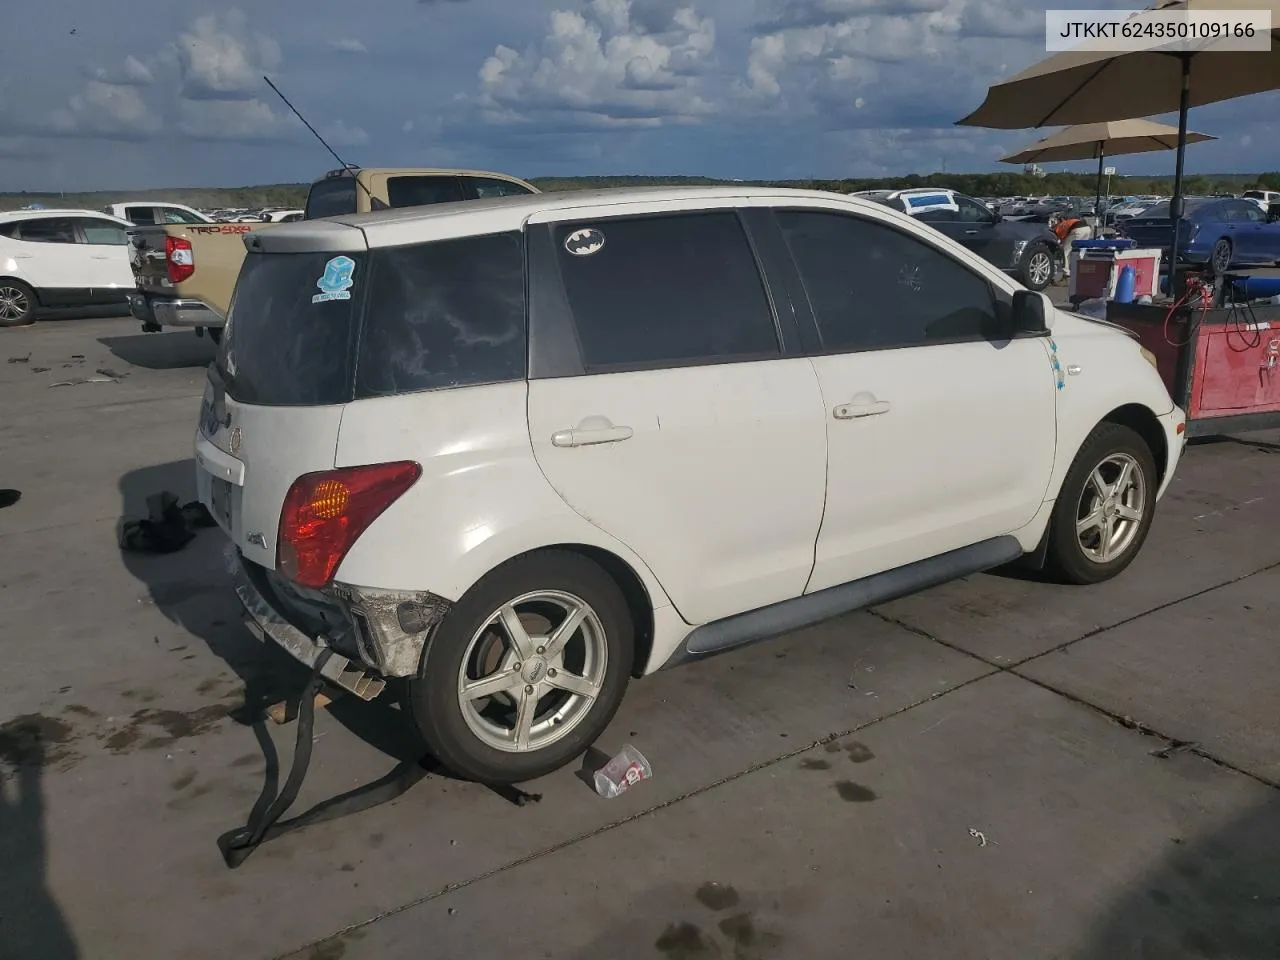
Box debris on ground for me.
[7,353,30,363]
[0,489,20,509]
[96,367,128,379]
[968,827,989,847]
[50,375,119,387]
[593,743,653,798]
[118,491,217,554]
[31,366,50,373]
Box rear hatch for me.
[196,221,370,571]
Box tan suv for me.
[127,166,538,342]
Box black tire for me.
[1209,238,1232,276]
[1045,423,1158,585]
[0,279,36,327]
[403,550,634,784]
[1019,243,1054,292]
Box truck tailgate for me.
[128,222,275,318]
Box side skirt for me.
[660,536,1023,670]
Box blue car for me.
[1121,197,1280,274]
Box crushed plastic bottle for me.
[592,744,652,799]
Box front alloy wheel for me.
[1074,453,1147,565]
[1046,423,1157,584]
[0,281,35,327]
[1021,245,1054,291]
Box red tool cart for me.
[1105,291,1280,437]
[1068,239,1162,305]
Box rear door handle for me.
[965,229,979,235]
[551,418,634,447]
[833,395,891,419]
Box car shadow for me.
[0,741,81,959]
[116,459,447,853]
[97,332,215,371]
[1074,793,1280,958]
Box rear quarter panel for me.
[332,382,677,613]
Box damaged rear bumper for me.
[231,552,452,700]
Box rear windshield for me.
[304,177,358,220]
[218,232,526,407]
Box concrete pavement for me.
[1,317,1276,960]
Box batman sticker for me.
[564,228,605,257]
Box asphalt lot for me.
[1,310,1278,960]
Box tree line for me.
[4,171,1279,213]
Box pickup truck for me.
[126,166,539,341]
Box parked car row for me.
[855,188,1064,291]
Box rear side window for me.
[386,176,465,208]
[777,210,1000,351]
[305,177,359,220]
[553,211,779,371]
[218,252,365,406]
[127,206,156,225]
[75,218,128,245]
[356,232,526,397]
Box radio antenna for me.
[263,75,379,207]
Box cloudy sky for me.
[0,0,1274,191]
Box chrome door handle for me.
[833,398,891,419]
[551,421,634,447]
[965,230,979,235]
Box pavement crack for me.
[869,598,1280,796]
[270,665,1000,960]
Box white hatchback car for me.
[198,187,1186,784]
[0,209,134,326]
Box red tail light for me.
[277,461,421,589]
[166,235,195,284]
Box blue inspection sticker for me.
[313,256,356,304]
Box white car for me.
[102,201,213,226]
[0,209,134,326]
[199,186,1186,784]
[1242,189,1280,213]
[262,209,305,223]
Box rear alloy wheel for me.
[0,280,36,327]
[1020,244,1054,291]
[1046,423,1157,585]
[403,550,633,784]
[1210,239,1232,276]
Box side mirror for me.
[1011,289,1049,335]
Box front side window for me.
[16,218,80,243]
[74,218,128,245]
[386,176,465,208]
[956,196,993,223]
[777,209,1001,352]
[162,208,207,224]
[553,211,780,371]
[470,177,535,199]
[356,232,526,397]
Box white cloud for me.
[176,9,282,101]
[329,38,369,54]
[475,0,718,126]
[82,55,155,87]
[48,81,161,139]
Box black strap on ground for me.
[218,649,443,869]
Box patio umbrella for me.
[998,119,1216,218]
[958,0,1280,273]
